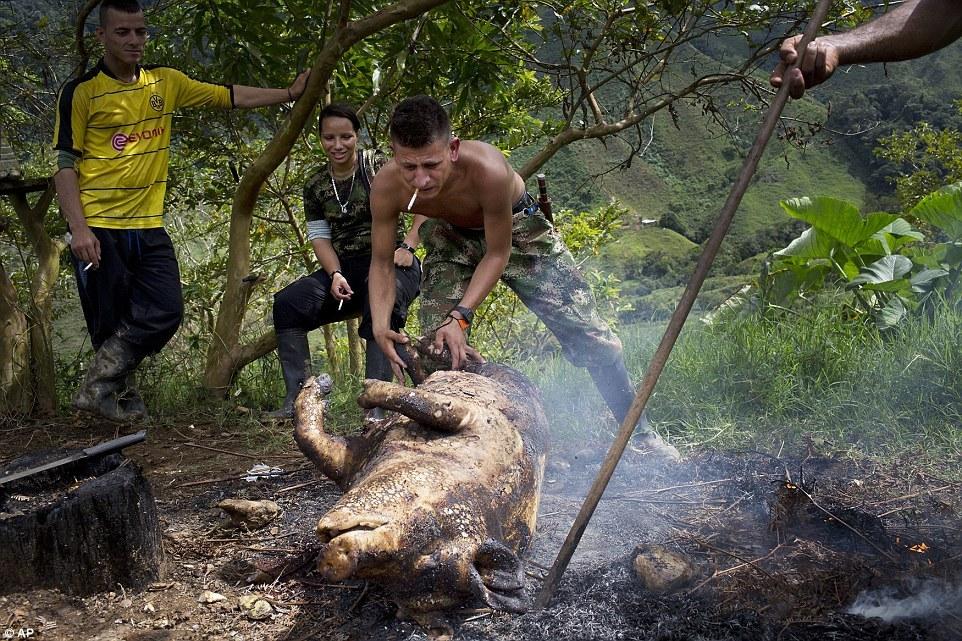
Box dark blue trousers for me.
[72,227,183,354]
[273,252,420,340]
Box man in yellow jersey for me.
[53,0,308,421]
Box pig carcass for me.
[293,359,548,622]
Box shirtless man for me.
[368,95,679,460]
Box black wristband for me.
[330,269,343,278]
[399,242,416,254]
[451,305,474,325]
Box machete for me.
[0,430,147,487]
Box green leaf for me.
[909,182,962,240]
[874,217,923,240]
[875,296,907,330]
[910,268,949,294]
[779,197,897,247]
[774,227,837,259]
[848,255,913,290]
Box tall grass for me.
[521,304,962,469]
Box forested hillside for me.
[532,36,962,317]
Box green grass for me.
[521,302,962,473]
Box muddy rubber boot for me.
[265,329,311,420]
[73,336,146,422]
[117,373,149,421]
[587,359,681,462]
[363,340,393,423]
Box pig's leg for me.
[358,380,495,434]
[293,376,354,487]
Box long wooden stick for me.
[534,0,834,608]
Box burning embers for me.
[595,453,962,635]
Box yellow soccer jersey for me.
[53,60,233,229]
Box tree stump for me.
[0,448,163,595]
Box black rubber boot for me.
[265,329,312,420]
[73,335,147,422]
[587,358,681,462]
[363,340,393,422]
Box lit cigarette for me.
[338,299,344,311]
[83,263,93,272]
[407,189,418,211]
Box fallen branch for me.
[609,497,730,505]
[463,608,493,623]
[870,482,962,507]
[295,578,363,589]
[633,478,734,495]
[178,475,239,488]
[348,581,369,613]
[685,534,776,579]
[278,480,318,493]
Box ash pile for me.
[449,448,962,641]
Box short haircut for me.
[319,102,360,133]
[389,95,451,148]
[100,0,143,26]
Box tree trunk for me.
[0,259,30,414]
[347,317,362,377]
[323,325,339,372]
[8,182,60,415]
[201,0,453,397]
[0,450,162,595]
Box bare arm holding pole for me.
[771,0,962,99]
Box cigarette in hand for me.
[407,189,418,211]
[83,262,93,272]
[338,299,344,311]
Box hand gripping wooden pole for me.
[534,0,834,609]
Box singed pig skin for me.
[293,362,548,615]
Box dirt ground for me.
[1,413,961,641]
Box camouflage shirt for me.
[303,148,400,257]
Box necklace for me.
[330,168,355,214]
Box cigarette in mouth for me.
[407,189,419,211]
[83,263,93,272]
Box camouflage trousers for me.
[418,209,624,369]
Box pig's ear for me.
[468,539,529,612]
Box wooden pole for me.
[534,0,834,608]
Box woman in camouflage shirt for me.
[267,103,421,419]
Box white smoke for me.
[847,580,962,622]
